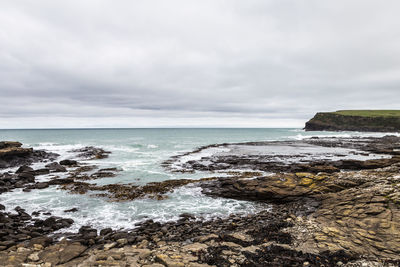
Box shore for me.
[0,136,399,266]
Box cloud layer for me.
[1,0,400,128]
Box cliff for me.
[305,110,400,132]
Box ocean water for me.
[0,128,397,232]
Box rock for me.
[18,172,35,183]
[0,141,22,149]
[28,252,40,262]
[29,236,52,247]
[16,165,34,173]
[0,141,58,169]
[79,226,97,239]
[33,244,44,251]
[34,168,50,175]
[59,159,78,166]
[100,228,113,236]
[156,254,185,267]
[117,238,128,246]
[45,162,67,172]
[34,182,49,189]
[71,146,111,160]
[196,234,219,243]
[136,248,152,259]
[182,243,208,253]
[90,171,117,179]
[103,242,116,251]
[64,207,78,213]
[48,178,74,185]
[39,242,87,265]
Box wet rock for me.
[34,182,49,189]
[79,226,97,239]
[34,168,50,175]
[61,177,216,201]
[16,165,34,173]
[90,171,117,179]
[64,207,78,213]
[59,159,78,166]
[100,228,113,236]
[48,178,74,185]
[45,162,67,172]
[71,146,111,160]
[17,172,35,183]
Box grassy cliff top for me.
[325,110,400,118]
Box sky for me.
[0,0,399,128]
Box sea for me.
[0,128,396,233]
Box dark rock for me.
[64,207,78,213]
[100,228,113,236]
[48,178,74,185]
[79,226,97,238]
[0,141,58,169]
[34,168,50,175]
[34,182,49,189]
[16,165,34,173]
[45,162,67,172]
[71,146,111,160]
[59,159,78,166]
[17,172,35,183]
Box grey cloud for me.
[0,0,399,128]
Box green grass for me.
[330,110,400,118]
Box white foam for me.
[288,131,400,141]
[147,144,158,149]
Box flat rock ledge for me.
[201,165,400,262]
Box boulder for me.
[59,159,78,166]
[45,162,67,172]
[16,165,34,173]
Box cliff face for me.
[305,111,400,132]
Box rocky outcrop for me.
[0,141,58,169]
[201,166,400,261]
[305,111,400,132]
[60,177,217,201]
[70,146,111,160]
[164,136,400,174]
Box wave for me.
[288,131,400,141]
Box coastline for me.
[0,135,399,266]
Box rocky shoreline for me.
[0,137,399,266]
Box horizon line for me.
[0,127,301,130]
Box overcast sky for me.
[0,0,399,128]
